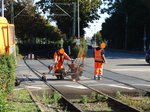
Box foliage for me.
[96,32,103,45]
[0,55,16,94]
[8,89,40,112]
[89,92,108,102]
[115,92,150,112]
[36,0,102,37]
[0,55,16,112]
[43,91,61,104]
[91,32,103,46]
[4,1,64,46]
[0,92,11,112]
[64,36,88,58]
[71,45,80,58]
[101,0,150,51]
[80,95,88,104]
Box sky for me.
[84,12,109,38]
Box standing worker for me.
[94,43,106,80]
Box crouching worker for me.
[94,42,107,80]
[53,48,72,79]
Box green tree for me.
[101,0,150,51]
[36,0,101,37]
[4,1,64,44]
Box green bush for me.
[0,92,11,112]
[0,55,16,94]
[65,37,88,58]
[0,55,16,112]
[80,95,88,104]
[71,45,80,58]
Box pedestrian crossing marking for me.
[109,84,134,90]
[54,85,88,89]
[89,84,134,90]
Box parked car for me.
[145,49,150,65]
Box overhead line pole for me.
[77,0,80,38]
[54,4,71,17]
[0,0,4,16]
[73,2,76,37]
[11,0,14,24]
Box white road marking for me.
[55,85,88,89]
[109,84,134,90]
[25,86,42,89]
[14,88,24,90]
[89,84,134,90]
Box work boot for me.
[98,75,102,80]
[94,75,98,80]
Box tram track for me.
[23,58,141,112]
[82,63,150,95]
[37,58,150,95]
[23,58,83,112]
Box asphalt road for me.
[16,49,150,93]
[86,49,150,81]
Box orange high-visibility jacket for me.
[54,51,71,70]
[94,48,104,75]
[94,49,104,63]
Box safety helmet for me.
[59,48,64,54]
[100,42,106,49]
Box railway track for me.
[23,59,83,112]
[23,58,141,112]
[83,64,150,95]
[36,58,150,95]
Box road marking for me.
[25,86,42,89]
[89,84,134,90]
[14,88,24,90]
[55,85,88,89]
[109,84,134,90]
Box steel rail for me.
[76,81,140,112]
[26,59,140,112]
[37,58,150,95]
[23,58,84,112]
[84,64,150,95]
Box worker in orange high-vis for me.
[54,48,72,72]
[94,43,106,80]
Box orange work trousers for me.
[94,62,103,75]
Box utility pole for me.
[11,0,14,24]
[72,2,76,37]
[0,0,4,16]
[77,0,80,38]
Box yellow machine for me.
[0,17,16,56]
